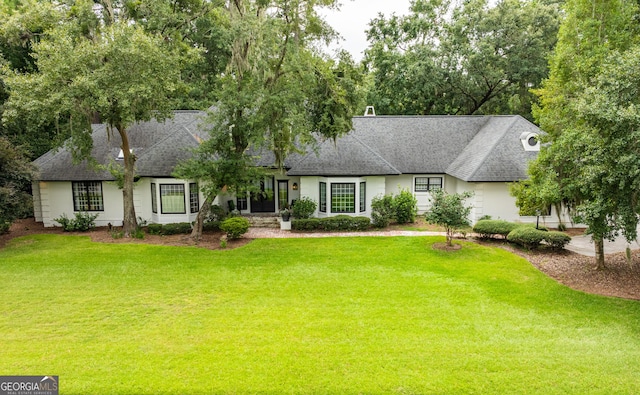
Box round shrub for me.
[507,226,546,249]
[473,220,519,239]
[543,231,572,250]
[371,194,395,228]
[220,217,250,239]
[292,197,317,219]
[394,189,418,224]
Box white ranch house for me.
[32,110,557,228]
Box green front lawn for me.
[1,235,640,394]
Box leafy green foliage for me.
[425,189,473,246]
[365,0,560,119]
[393,188,418,224]
[220,217,250,239]
[0,136,34,233]
[292,197,317,219]
[473,220,520,239]
[370,194,395,228]
[526,0,640,268]
[507,227,547,250]
[292,216,370,231]
[543,231,572,250]
[53,212,99,232]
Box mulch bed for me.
[2,219,639,300]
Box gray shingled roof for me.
[286,115,540,182]
[34,112,540,183]
[34,111,206,181]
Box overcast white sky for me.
[321,0,413,61]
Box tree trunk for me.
[118,126,138,237]
[191,193,215,243]
[446,228,453,247]
[594,237,606,270]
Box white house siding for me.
[299,176,382,218]
[472,182,535,225]
[147,178,203,225]
[35,181,123,227]
[32,182,43,223]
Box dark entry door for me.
[251,176,275,213]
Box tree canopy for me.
[175,0,362,240]
[364,0,560,119]
[3,1,192,236]
[515,0,640,269]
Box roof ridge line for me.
[449,116,517,180]
[350,133,401,174]
[134,115,203,160]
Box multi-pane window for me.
[415,177,443,192]
[331,183,355,213]
[236,196,248,211]
[319,182,327,213]
[151,183,157,214]
[72,181,104,211]
[278,180,289,210]
[189,183,199,213]
[360,182,366,212]
[160,184,185,214]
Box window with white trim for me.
[331,183,355,213]
[319,182,327,213]
[189,183,199,213]
[151,183,157,214]
[415,177,443,192]
[160,184,186,214]
[72,181,104,211]
[360,182,366,212]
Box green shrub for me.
[507,227,546,249]
[220,217,250,239]
[543,231,572,250]
[557,223,567,232]
[203,220,221,232]
[473,220,519,239]
[292,197,317,219]
[292,218,321,231]
[292,216,370,232]
[207,204,227,222]
[0,221,10,235]
[147,223,163,235]
[54,212,99,232]
[161,223,193,235]
[394,189,418,224]
[371,194,395,228]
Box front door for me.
[277,180,289,210]
[251,176,275,213]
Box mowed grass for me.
[1,235,640,394]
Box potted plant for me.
[280,207,291,222]
[279,207,291,230]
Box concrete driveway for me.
[566,235,640,257]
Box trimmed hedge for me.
[473,220,519,239]
[474,219,571,250]
[507,227,547,249]
[543,231,572,250]
[292,215,370,231]
[147,221,221,235]
[147,222,192,235]
[220,217,250,239]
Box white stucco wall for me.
[36,181,124,227]
[36,178,205,227]
[299,176,384,218]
